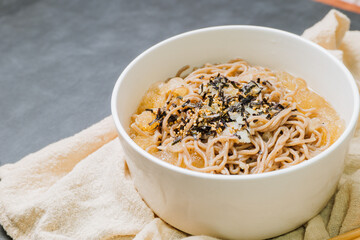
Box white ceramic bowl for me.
[111,26,359,240]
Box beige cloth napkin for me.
[1,9,360,240]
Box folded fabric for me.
[1,9,359,240]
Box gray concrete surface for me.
[0,0,359,239]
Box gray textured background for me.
[0,0,359,239]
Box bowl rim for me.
[111,25,360,181]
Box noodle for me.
[130,59,342,175]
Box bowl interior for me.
[113,26,358,173]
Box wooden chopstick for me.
[314,0,360,14]
[329,227,360,240]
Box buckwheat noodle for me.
[131,59,331,175]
